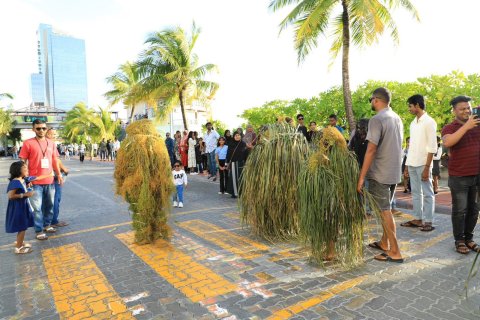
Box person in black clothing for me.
[348,118,369,168]
[307,121,318,143]
[226,132,247,198]
[224,130,233,146]
[296,114,308,139]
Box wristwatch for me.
[19,193,24,198]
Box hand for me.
[184,184,187,190]
[27,182,33,188]
[465,115,480,130]
[422,166,430,181]
[25,191,34,198]
[404,168,409,178]
[357,176,364,194]
[57,175,64,186]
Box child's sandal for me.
[15,246,32,254]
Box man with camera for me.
[442,96,480,254]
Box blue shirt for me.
[335,125,344,134]
[215,145,228,160]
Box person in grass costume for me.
[114,120,174,244]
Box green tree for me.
[105,62,150,122]
[62,102,96,142]
[269,0,419,132]
[0,93,14,100]
[241,71,480,138]
[139,23,219,130]
[89,107,121,141]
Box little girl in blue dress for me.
[5,161,50,254]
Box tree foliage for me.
[61,102,121,143]
[269,0,419,132]
[241,71,480,136]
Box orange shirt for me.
[19,138,59,185]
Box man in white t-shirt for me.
[203,122,220,180]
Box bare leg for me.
[403,175,408,191]
[377,210,402,259]
[433,176,439,193]
[16,231,26,248]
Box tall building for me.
[30,24,88,110]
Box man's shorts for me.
[368,179,396,211]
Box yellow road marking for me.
[0,222,132,251]
[42,243,133,319]
[267,276,368,320]
[178,220,269,259]
[116,232,237,302]
[172,206,236,216]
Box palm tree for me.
[270,0,419,131]
[89,107,121,141]
[62,103,120,142]
[0,93,14,100]
[139,23,219,130]
[105,62,149,122]
[62,102,96,142]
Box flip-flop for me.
[374,252,404,263]
[420,225,435,232]
[368,241,386,251]
[466,241,480,253]
[400,221,422,228]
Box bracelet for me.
[19,193,24,199]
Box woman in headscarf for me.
[226,132,247,198]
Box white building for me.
[129,101,211,134]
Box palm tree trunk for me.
[179,90,188,130]
[129,104,136,122]
[341,0,355,133]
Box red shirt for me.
[19,138,59,185]
[441,120,480,177]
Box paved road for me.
[0,158,479,320]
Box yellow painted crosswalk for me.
[267,276,368,320]
[178,219,270,259]
[116,231,237,302]
[42,243,133,320]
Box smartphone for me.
[473,107,480,117]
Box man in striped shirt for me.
[442,95,480,254]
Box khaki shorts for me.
[368,179,396,211]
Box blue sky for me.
[1,0,479,126]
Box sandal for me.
[420,224,435,232]
[44,226,57,233]
[466,240,480,253]
[374,252,404,263]
[12,242,32,248]
[368,241,387,251]
[400,220,422,228]
[15,246,32,254]
[455,241,470,254]
[52,221,69,227]
[36,233,48,240]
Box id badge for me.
[41,158,49,169]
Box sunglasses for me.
[298,118,304,120]
[174,165,180,167]
[35,127,48,131]
[369,97,381,103]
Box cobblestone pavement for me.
[0,158,479,320]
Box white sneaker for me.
[224,192,230,195]
[173,201,178,207]
[191,172,198,175]
[218,192,223,195]
[178,202,184,208]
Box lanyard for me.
[35,138,49,158]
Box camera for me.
[473,107,480,117]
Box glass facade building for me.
[30,24,88,110]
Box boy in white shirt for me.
[172,161,188,208]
